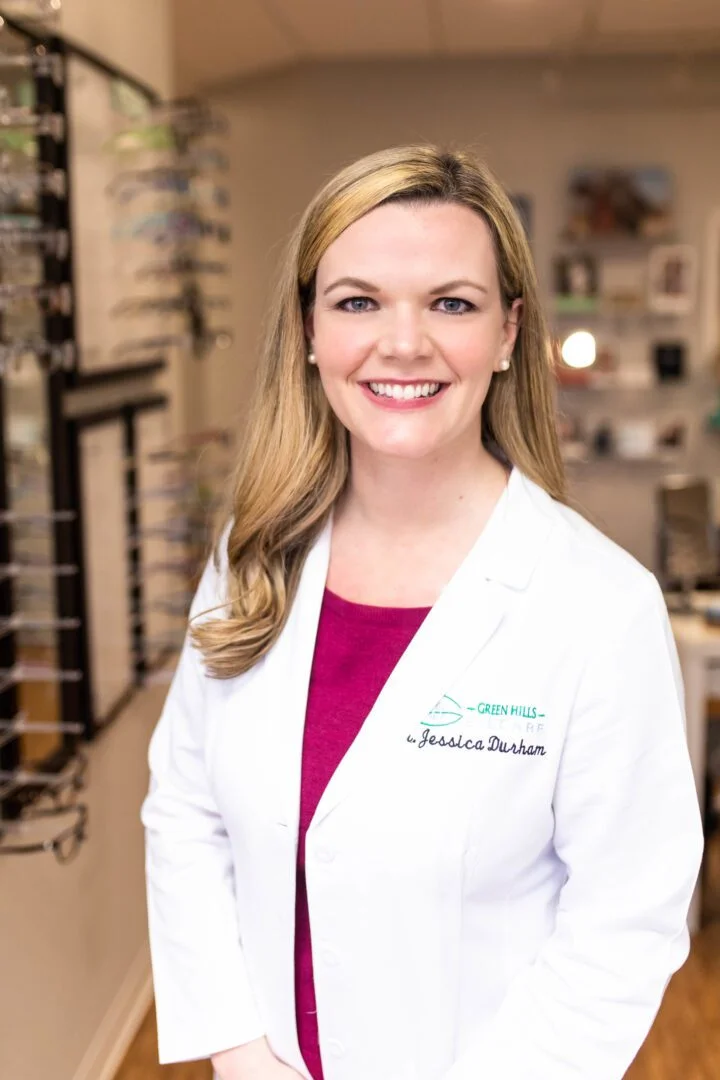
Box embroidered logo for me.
[423,694,545,727]
[405,694,547,756]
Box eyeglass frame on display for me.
[0,801,88,863]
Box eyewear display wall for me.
[0,7,233,861]
[0,10,148,860]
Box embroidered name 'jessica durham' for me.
[407,730,547,756]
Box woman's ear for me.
[504,298,523,354]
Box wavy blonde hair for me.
[193,144,566,678]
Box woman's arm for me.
[442,573,704,1080]
[141,551,266,1065]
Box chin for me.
[360,433,442,461]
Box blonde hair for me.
[193,145,566,678]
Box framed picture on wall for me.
[553,253,599,313]
[648,244,698,315]
[599,256,647,312]
[564,166,674,241]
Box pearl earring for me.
[499,356,511,371]
[308,348,316,365]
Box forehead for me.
[316,201,497,282]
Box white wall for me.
[60,0,174,98]
[0,7,174,1080]
[209,55,720,567]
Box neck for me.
[338,436,510,541]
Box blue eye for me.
[337,296,375,313]
[436,297,475,315]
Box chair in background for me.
[656,475,720,611]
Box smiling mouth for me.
[365,381,444,400]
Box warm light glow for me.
[561,330,596,369]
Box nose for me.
[377,304,433,363]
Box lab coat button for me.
[316,846,336,863]
[327,1039,345,1058]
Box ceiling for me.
[172,0,720,94]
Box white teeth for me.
[367,382,442,399]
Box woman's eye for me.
[337,296,375,313]
[435,297,475,315]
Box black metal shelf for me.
[0,10,168,840]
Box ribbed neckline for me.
[322,586,432,626]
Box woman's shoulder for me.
[534,484,663,623]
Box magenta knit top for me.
[294,587,431,1080]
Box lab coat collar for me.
[260,465,558,833]
[477,465,557,590]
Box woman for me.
[141,146,703,1080]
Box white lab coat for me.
[141,466,704,1080]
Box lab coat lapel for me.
[309,578,510,831]
[261,515,332,831]
[310,468,557,830]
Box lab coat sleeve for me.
[443,572,704,1080]
[141,548,266,1064]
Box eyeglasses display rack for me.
[0,6,90,861]
[100,91,233,687]
[131,425,233,688]
[0,9,232,861]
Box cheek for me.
[447,337,498,380]
[315,318,371,371]
[313,330,361,419]
[434,317,503,376]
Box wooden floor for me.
[118,928,720,1080]
[116,1007,211,1080]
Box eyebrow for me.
[323,277,378,295]
[322,276,489,296]
[430,278,488,296]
